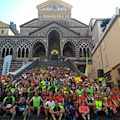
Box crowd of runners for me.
[0,66,120,120]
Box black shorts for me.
[55,115,60,120]
[16,107,24,116]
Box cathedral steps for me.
[33,61,70,68]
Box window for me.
[103,40,106,49]
[106,74,111,81]
[118,80,120,89]
[118,68,120,76]
[1,30,4,34]
[98,62,101,69]
[97,50,99,57]
[105,54,109,66]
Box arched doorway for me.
[63,42,75,57]
[51,50,59,60]
[48,30,60,60]
[33,42,45,61]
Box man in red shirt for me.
[45,91,56,102]
[56,91,64,105]
[112,85,119,96]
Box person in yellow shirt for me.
[74,74,82,83]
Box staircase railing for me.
[13,58,39,80]
[67,59,82,76]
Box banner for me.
[2,55,12,75]
[85,53,88,77]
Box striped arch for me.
[32,40,46,61]
[46,27,62,38]
[63,40,76,57]
[62,39,76,48]
[32,39,47,49]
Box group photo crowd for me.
[0,66,120,120]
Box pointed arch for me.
[22,48,25,58]
[80,48,82,57]
[18,48,21,58]
[10,48,13,55]
[83,48,86,57]
[6,48,9,56]
[87,48,90,57]
[33,42,46,61]
[26,48,29,58]
[63,42,75,57]
[2,48,5,58]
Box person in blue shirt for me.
[55,79,62,86]
[11,97,28,120]
[64,96,75,120]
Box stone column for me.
[28,46,33,61]
[61,47,63,58]
[89,48,91,58]
[82,48,84,57]
[24,49,26,58]
[5,48,7,57]
[46,48,48,60]
[75,47,79,58]
[13,46,17,61]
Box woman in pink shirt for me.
[79,100,90,120]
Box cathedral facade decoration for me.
[0,0,92,73]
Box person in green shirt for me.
[49,99,65,120]
[76,85,83,96]
[1,91,15,116]
[28,92,43,119]
[86,84,94,96]
[95,95,109,120]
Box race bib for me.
[96,107,101,111]
[19,108,25,112]
[6,104,12,108]
[2,80,5,83]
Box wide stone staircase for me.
[33,61,70,68]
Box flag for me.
[2,55,12,75]
[85,53,88,77]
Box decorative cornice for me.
[36,0,72,10]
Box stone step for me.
[34,61,70,68]
[0,115,118,120]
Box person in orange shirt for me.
[56,91,64,105]
[112,85,119,96]
[105,95,119,116]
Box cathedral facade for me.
[0,0,92,73]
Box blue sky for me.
[0,0,120,31]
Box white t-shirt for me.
[45,101,55,108]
